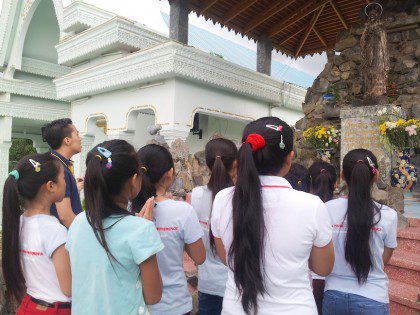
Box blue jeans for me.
[198,292,223,315]
[323,290,389,315]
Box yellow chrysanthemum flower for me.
[379,123,387,135]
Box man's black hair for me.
[41,118,73,150]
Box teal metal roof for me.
[161,13,314,88]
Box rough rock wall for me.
[297,1,419,133]
[295,0,419,213]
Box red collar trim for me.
[261,185,291,189]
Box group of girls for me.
[2,116,397,315]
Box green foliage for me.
[9,138,37,171]
[209,51,224,59]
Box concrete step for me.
[386,251,420,286]
[397,227,420,255]
[390,301,420,315]
[389,279,420,313]
[409,218,420,228]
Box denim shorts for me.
[323,290,389,315]
[198,291,223,315]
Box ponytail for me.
[205,138,237,253]
[2,153,62,302]
[84,155,121,263]
[229,142,265,315]
[133,144,174,211]
[2,176,25,302]
[309,161,337,202]
[228,117,294,315]
[343,149,381,284]
[131,169,156,212]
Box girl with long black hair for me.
[308,161,338,314]
[191,138,238,315]
[211,117,335,315]
[323,149,397,315]
[2,153,72,314]
[309,161,337,203]
[133,144,205,315]
[66,140,164,315]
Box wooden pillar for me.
[257,33,272,75]
[169,0,189,45]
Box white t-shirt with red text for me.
[324,197,398,303]
[211,176,332,315]
[191,185,228,297]
[148,199,204,315]
[20,214,70,303]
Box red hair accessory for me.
[320,168,326,173]
[244,134,265,152]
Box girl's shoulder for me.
[214,186,235,202]
[375,202,398,223]
[156,199,195,217]
[24,214,67,234]
[192,185,208,195]
[325,197,347,207]
[117,214,155,229]
[285,189,325,211]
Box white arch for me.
[189,106,254,128]
[8,0,64,70]
[125,105,157,132]
[84,113,109,136]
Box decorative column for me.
[78,135,95,176]
[0,116,12,224]
[257,33,272,75]
[32,137,50,153]
[169,0,189,44]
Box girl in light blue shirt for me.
[133,144,205,315]
[67,140,164,315]
[191,138,238,315]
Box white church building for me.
[0,0,307,201]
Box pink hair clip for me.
[266,124,286,149]
[266,124,283,132]
[367,157,378,175]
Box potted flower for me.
[303,125,341,163]
[379,118,419,191]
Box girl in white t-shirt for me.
[2,153,72,314]
[211,117,335,315]
[133,144,205,315]
[323,149,397,315]
[191,138,238,315]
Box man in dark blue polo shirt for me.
[41,118,83,228]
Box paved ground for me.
[404,152,419,218]
[404,191,420,218]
